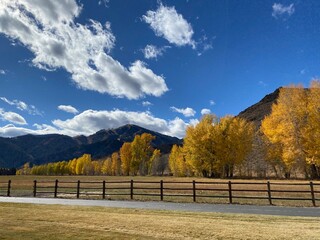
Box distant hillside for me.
[237,88,280,126]
[0,124,182,168]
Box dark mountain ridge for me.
[0,124,182,168]
[237,88,280,126]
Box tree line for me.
[17,133,164,176]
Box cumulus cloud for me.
[58,105,79,114]
[143,3,195,48]
[49,109,192,139]
[142,101,153,107]
[0,109,198,138]
[272,3,295,19]
[170,106,196,117]
[0,124,34,137]
[0,97,42,116]
[142,45,170,59]
[201,108,211,115]
[0,108,27,125]
[0,0,168,99]
[0,69,6,75]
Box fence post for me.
[310,181,316,207]
[54,179,58,198]
[193,180,196,202]
[33,180,37,197]
[130,180,134,200]
[76,180,80,199]
[267,181,272,205]
[160,180,163,201]
[228,181,232,204]
[7,180,11,197]
[102,180,106,199]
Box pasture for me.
[0,202,319,240]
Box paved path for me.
[0,197,319,217]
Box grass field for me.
[0,175,319,207]
[0,202,319,240]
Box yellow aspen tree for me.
[169,145,188,177]
[214,116,255,177]
[183,114,218,177]
[120,142,132,176]
[75,154,92,175]
[101,157,112,175]
[131,133,155,175]
[261,85,307,177]
[68,158,77,175]
[111,152,121,176]
[169,144,180,176]
[149,149,161,175]
[302,80,320,177]
[92,161,102,175]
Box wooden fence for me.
[0,180,11,197]
[1,179,319,206]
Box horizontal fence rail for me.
[0,180,11,197]
[1,179,319,207]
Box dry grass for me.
[0,202,319,240]
[0,175,319,207]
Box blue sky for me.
[0,0,319,138]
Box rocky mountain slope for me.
[237,88,280,126]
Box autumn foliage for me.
[261,81,320,178]
[18,133,161,176]
[169,114,255,178]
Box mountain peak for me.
[0,124,182,168]
[237,88,280,126]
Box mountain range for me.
[0,124,182,168]
[0,88,280,169]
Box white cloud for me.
[0,97,42,116]
[170,106,196,117]
[143,3,195,48]
[0,124,34,137]
[0,0,168,99]
[167,117,188,138]
[58,105,79,114]
[300,69,306,75]
[98,0,109,7]
[258,81,267,87]
[0,109,200,138]
[209,100,215,106]
[50,109,192,138]
[201,108,211,115]
[272,3,295,19]
[0,69,6,75]
[143,45,170,59]
[196,34,214,56]
[142,101,153,107]
[0,108,27,125]
[189,118,199,126]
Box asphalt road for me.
[0,197,319,217]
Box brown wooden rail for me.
[1,179,319,207]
